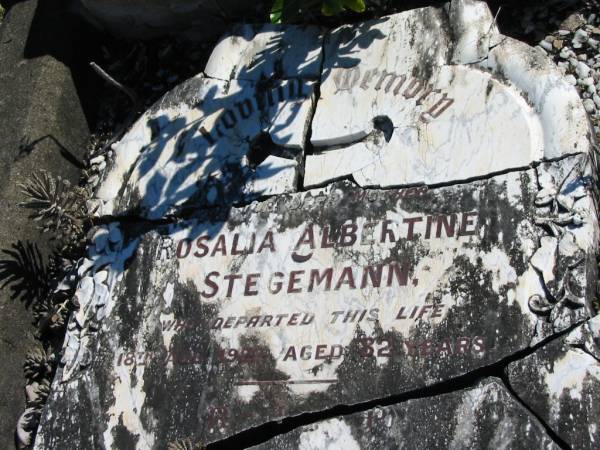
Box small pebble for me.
[582,77,595,86]
[565,74,577,85]
[574,28,589,43]
[558,29,571,36]
[553,39,564,50]
[578,53,588,61]
[583,98,596,113]
[89,155,105,165]
[539,40,553,52]
[593,94,600,108]
[576,61,591,78]
[88,175,100,186]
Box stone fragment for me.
[35,163,596,448]
[204,24,323,81]
[539,40,553,52]
[530,236,558,285]
[306,1,590,189]
[508,320,600,449]
[553,39,564,50]
[95,73,318,219]
[33,2,600,449]
[253,379,558,450]
[576,61,592,78]
[584,98,596,113]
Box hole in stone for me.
[247,132,276,169]
[373,115,394,142]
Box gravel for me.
[537,6,600,140]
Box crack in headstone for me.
[88,151,587,229]
[204,320,585,449]
[499,371,571,449]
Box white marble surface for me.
[307,65,543,187]
[305,0,591,189]
[205,23,324,81]
[96,76,316,219]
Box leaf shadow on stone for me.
[38,22,392,449]
[118,21,388,242]
[0,241,49,308]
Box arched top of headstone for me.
[92,0,592,220]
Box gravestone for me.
[253,378,560,449]
[34,1,599,448]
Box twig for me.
[89,62,139,105]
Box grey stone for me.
[560,13,586,32]
[76,0,264,40]
[508,318,600,450]
[574,28,590,44]
[576,61,592,78]
[253,379,558,450]
[584,98,596,113]
[565,74,577,85]
[539,40,553,52]
[0,1,91,448]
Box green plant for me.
[0,4,5,23]
[270,0,366,23]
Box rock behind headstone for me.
[0,1,91,448]
[77,0,266,40]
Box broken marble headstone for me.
[507,316,600,449]
[253,378,559,449]
[35,0,599,448]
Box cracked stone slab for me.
[92,25,322,220]
[93,75,316,219]
[507,316,600,449]
[253,378,559,450]
[305,0,591,188]
[35,158,597,448]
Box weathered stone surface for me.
[254,378,558,449]
[508,317,600,449]
[34,1,600,449]
[0,1,92,448]
[305,1,590,188]
[35,156,597,447]
[92,25,323,220]
[94,75,316,219]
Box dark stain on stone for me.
[113,414,139,449]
